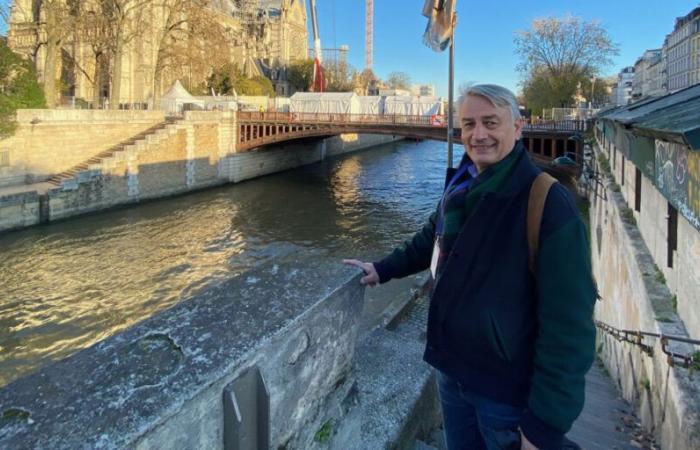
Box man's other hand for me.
[342,259,380,287]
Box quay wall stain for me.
[0,259,365,449]
[590,139,700,450]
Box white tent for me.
[357,96,384,115]
[290,92,360,115]
[160,80,205,114]
[384,96,444,116]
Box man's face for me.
[459,94,523,173]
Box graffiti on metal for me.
[655,140,700,230]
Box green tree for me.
[386,71,411,90]
[514,15,618,111]
[0,39,46,138]
[287,59,314,92]
[206,64,275,97]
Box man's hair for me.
[459,84,522,121]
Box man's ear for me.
[514,118,524,140]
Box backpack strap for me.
[528,172,557,274]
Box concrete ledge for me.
[0,258,364,449]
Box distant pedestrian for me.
[344,84,597,450]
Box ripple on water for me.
[0,139,450,386]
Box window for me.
[0,150,9,168]
[621,156,625,186]
[634,168,642,212]
[667,202,678,268]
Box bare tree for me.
[102,0,149,108]
[40,0,76,107]
[514,15,618,111]
[514,15,618,78]
[386,71,411,90]
[150,0,231,103]
[73,1,117,105]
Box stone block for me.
[0,259,365,450]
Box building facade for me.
[7,0,308,107]
[613,66,635,106]
[664,6,700,93]
[411,84,435,96]
[632,50,663,101]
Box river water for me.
[0,139,455,387]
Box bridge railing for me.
[237,111,437,127]
[524,119,588,133]
[237,112,589,133]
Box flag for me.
[421,0,457,52]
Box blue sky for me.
[312,0,700,96]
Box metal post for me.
[447,16,456,169]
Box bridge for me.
[236,111,588,166]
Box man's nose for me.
[471,122,488,140]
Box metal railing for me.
[237,111,588,132]
[596,320,700,368]
[237,111,436,126]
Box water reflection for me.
[0,139,453,386]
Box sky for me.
[311,0,700,97]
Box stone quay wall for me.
[589,141,700,450]
[0,259,365,449]
[0,110,401,233]
[0,110,166,187]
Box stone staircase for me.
[46,117,181,187]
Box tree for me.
[102,0,149,109]
[206,63,275,97]
[287,59,314,92]
[514,15,618,110]
[353,68,378,95]
[150,0,235,104]
[386,71,411,90]
[39,0,76,107]
[324,59,353,92]
[0,39,45,138]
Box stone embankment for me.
[0,258,442,449]
[590,142,700,450]
[0,110,401,233]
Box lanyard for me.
[436,162,477,235]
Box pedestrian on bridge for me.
[344,84,597,450]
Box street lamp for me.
[589,76,597,111]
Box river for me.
[0,138,454,387]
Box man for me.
[344,84,596,450]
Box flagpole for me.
[447,13,456,169]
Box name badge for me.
[430,237,442,279]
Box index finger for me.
[342,259,366,269]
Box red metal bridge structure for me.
[236,111,589,167]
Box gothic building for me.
[7,0,308,106]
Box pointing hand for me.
[342,259,380,287]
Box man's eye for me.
[484,121,498,127]
[462,122,474,128]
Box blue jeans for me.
[438,371,524,450]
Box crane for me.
[309,0,325,92]
[365,0,373,71]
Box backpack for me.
[527,172,557,274]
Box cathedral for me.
[7,0,308,106]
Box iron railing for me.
[596,320,700,368]
[237,111,588,133]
